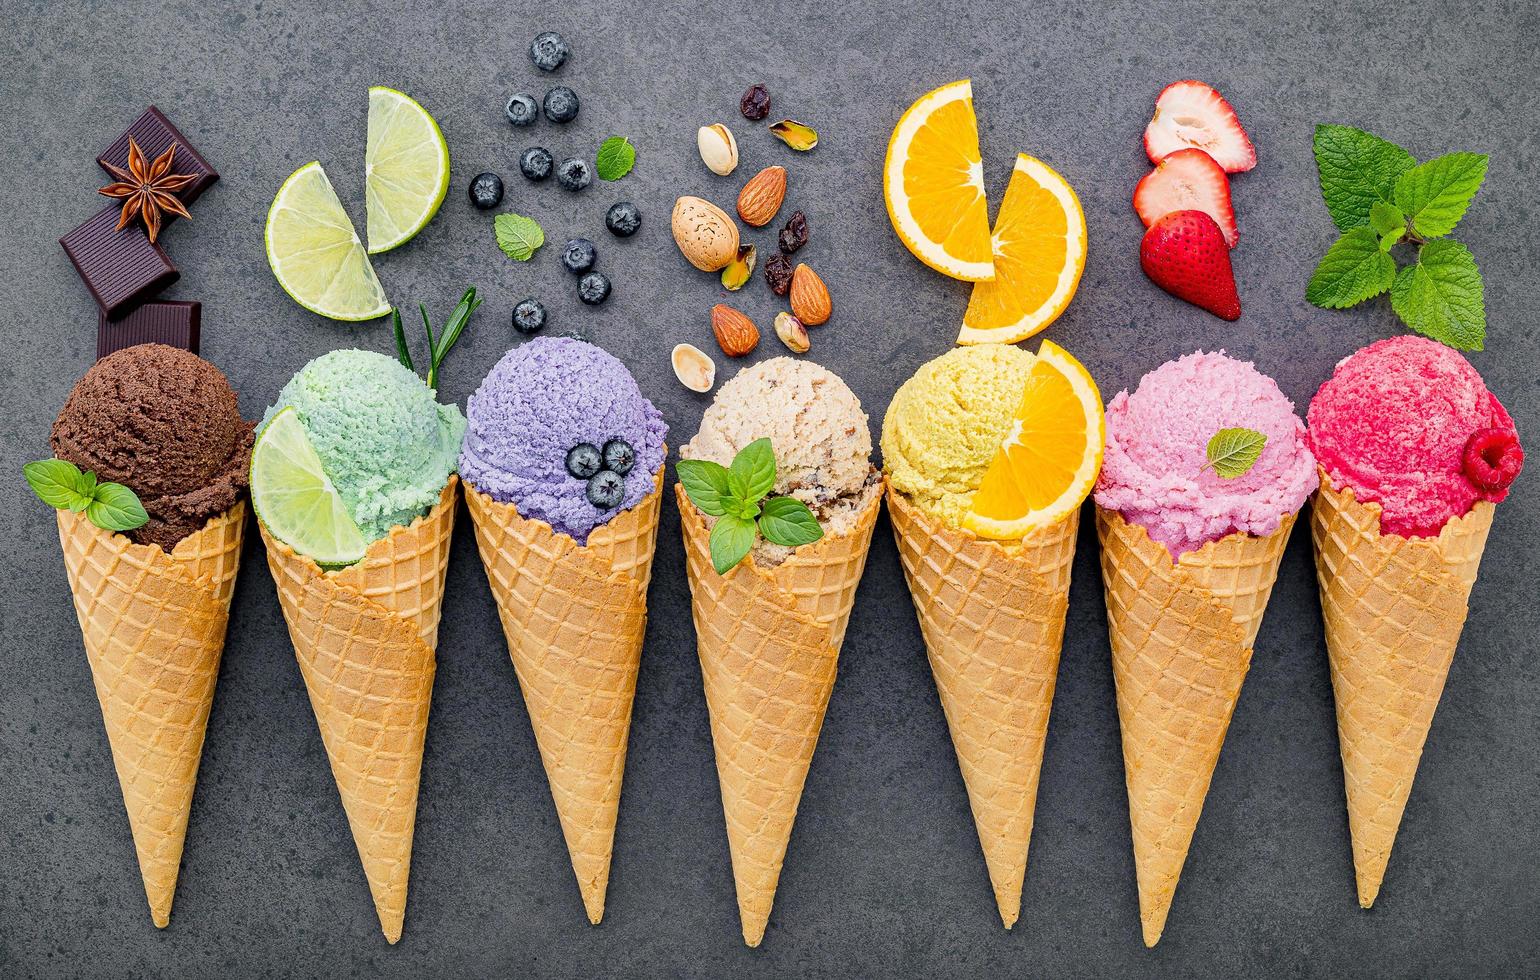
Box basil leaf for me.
[1204,428,1268,479]
[730,438,777,503]
[708,513,757,575]
[677,459,735,516]
[758,496,824,548]
[86,481,150,532]
[24,459,90,511]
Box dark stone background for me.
[2,1,1536,976]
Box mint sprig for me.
[495,212,545,261]
[676,438,824,574]
[1308,125,1488,350]
[595,136,636,181]
[1202,428,1267,479]
[24,459,149,532]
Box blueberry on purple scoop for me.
[586,470,625,509]
[602,439,635,475]
[566,443,602,479]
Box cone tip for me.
[152,911,170,929]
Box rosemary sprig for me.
[388,287,481,389]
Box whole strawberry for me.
[1139,210,1241,320]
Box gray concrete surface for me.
[2,1,1537,976]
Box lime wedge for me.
[265,162,390,321]
[251,407,368,565]
[365,86,450,253]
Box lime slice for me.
[251,407,368,565]
[365,86,450,253]
[265,162,390,321]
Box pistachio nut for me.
[720,244,757,291]
[773,311,809,353]
[769,119,819,152]
[697,123,739,175]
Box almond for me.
[789,263,831,326]
[736,165,787,227]
[672,196,740,272]
[711,304,759,357]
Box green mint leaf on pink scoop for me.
[1203,428,1268,479]
[595,136,636,181]
[24,458,149,532]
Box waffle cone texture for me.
[260,478,458,944]
[56,502,246,928]
[1310,469,1493,909]
[676,483,881,947]
[465,466,665,925]
[886,486,1077,929]
[1096,506,1296,947]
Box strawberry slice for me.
[1139,210,1240,320]
[1133,148,1238,247]
[1143,80,1257,173]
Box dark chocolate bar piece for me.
[60,206,179,319]
[97,106,219,207]
[98,300,201,360]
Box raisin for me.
[778,210,808,254]
[764,253,794,295]
[739,84,771,121]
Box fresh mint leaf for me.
[758,496,824,547]
[729,438,777,503]
[595,136,636,181]
[708,513,757,574]
[677,459,735,517]
[85,481,149,532]
[1313,125,1416,230]
[1390,240,1486,350]
[1306,228,1398,308]
[494,213,545,261]
[1369,201,1405,238]
[24,459,90,511]
[1393,152,1488,239]
[1203,428,1268,479]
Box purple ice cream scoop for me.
[459,337,667,543]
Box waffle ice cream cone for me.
[677,484,880,947]
[1310,470,1494,908]
[1096,506,1296,946]
[886,486,1077,929]
[464,466,664,924]
[260,478,458,944]
[56,503,246,928]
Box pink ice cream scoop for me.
[1095,350,1318,558]
[1307,335,1522,538]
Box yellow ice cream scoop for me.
[881,344,1034,528]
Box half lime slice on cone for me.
[251,407,367,565]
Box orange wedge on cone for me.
[959,155,1087,345]
[963,340,1104,540]
[884,80,996,282]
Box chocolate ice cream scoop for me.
[51,343,252,550]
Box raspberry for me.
[1461,427,1524,492]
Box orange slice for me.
[962,340,1104,539]
[958,154,1087,345]
[884,80,995,282]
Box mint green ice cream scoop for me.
[262,349,465,544]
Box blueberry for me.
[565,443,602,480]
[586,470,625,509]
[468,172,504,209]
[556,157,591,191]
[529,31,570,72]
[561,238,597,274]
[602,439,635,475]
[512,297,546,334]
[504,93,538,127]
[543,86,580,124]
[519,146,554,182]
[577,272,611,305]
[605,201,641,237]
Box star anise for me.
[98,138,197,243]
